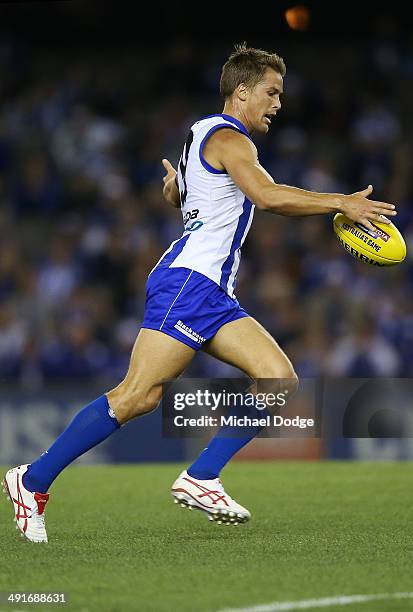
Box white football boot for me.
[2,464,49,543]
[171,470,250,525]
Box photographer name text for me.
[173,415,314,429]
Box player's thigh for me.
[202,316,297,381]
[107,328,195,423]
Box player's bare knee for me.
[251,364,299,397]
[281,369,299,397]
[250,367,298,416]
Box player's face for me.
[247,68,283,134]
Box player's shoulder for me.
[208,126,257,159]
[191,114,257,162]
[192,114,249,136]
[211,126,252,143]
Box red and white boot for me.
[171,470,250,525]
[2,464,49,543]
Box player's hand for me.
[341,185,397,232]
[162,158,177,185]
[161,158,180,208]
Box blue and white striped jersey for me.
[151,114,255,298]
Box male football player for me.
[3,44,396,541]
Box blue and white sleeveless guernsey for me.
[142,114,254,350]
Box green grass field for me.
[1,462,413,612]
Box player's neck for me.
[221,104,251,134]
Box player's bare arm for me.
[205,128,397,233]
[162,158,180,208]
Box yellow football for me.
[333,213,406,266]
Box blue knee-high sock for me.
[187,401,269,480]
[23,395,120,493]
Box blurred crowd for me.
[0,33,413,389]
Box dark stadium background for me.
[0,1,412,464]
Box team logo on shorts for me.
[174,320,205,344]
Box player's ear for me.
[236,83,248,101]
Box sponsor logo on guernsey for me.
[186,220,204,232]
[174,320,206,344]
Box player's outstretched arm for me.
[161,159,181,208]
[214,130,397,232]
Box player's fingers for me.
[370,201,396,211]
[373,207,397,217]
[360,218,377,232]
[162,158,175,173]
[376,215,392,224]
[358,184,373,198]
[366,211,392,224]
